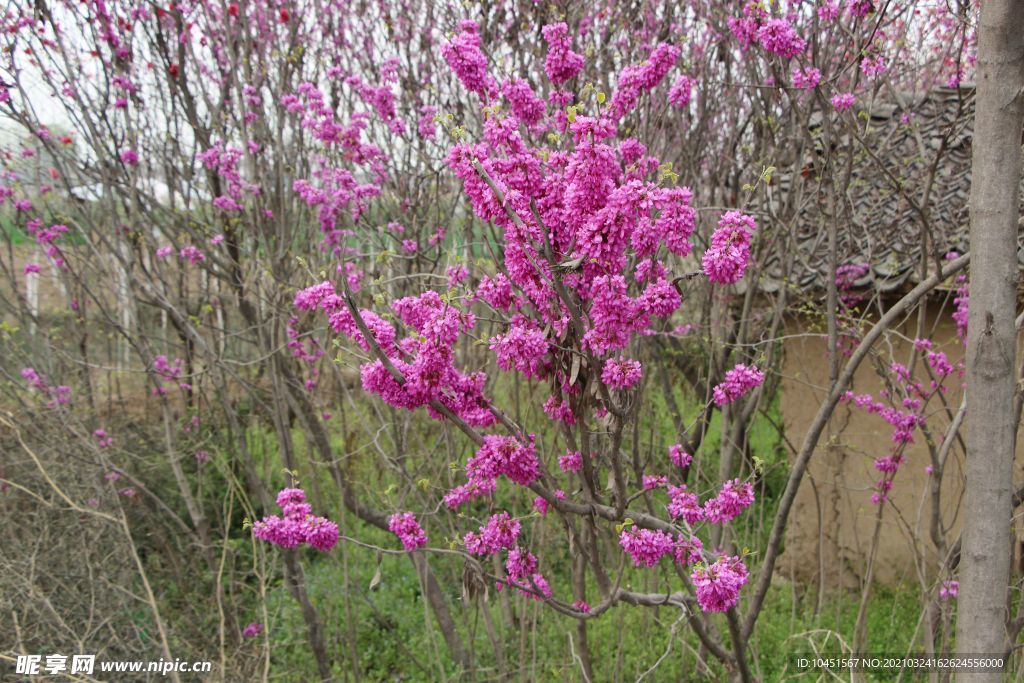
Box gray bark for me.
[955,1,1024,677]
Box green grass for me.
[254,534,926,681]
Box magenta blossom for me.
[463,511,521,556]
[388,512,428,552]
[253,488,339,552]
[668,444,693,469]
[702,211,757,284]
[692,556,749,612]
[601,356,643,390]
[712,364,765,406]
[619,527,674,568]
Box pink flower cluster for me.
[20,367,72,408]
[606,43,680,122]
[388,512,428,551]
[601,356,643,390]
[702,211,757,285]
[728,6,806,59]
[252,488,339,552]
[847,0,875,17]
[441,21,496,98]
[93,428,114,449]
[464,511,521,555]
[502,78,546,127]
[619,527,706,569]
[667,484,704,524]
[502,548,554,600]
[490,324,549,378]
[643,475,668,490]
[445,435,539,508]
[712,364,765,406]
[618,527,675,567]
[831,93,856,111]
[791,67,821,91]
[295,283,495,429]
[668,444,693,469]
[179,245,205,264]
[691,556,749,612]
[541,23,584,85]
[755,20,806,59]
[559,450,583,473]
[667,75,693,108]
[703,479,755,524]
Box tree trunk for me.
[955,2,1024,677]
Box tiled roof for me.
[759,86,1024,294]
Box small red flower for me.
[279,8,289,22]
[168,63,179,78]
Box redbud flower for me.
[692,556,749,612]
[847,0,875,17]
[668,444,692,469]
[674,535,704,566]
[619,527,674,568]
[712,364,765,406]
[179,245,205,264]
[505,547,537,580]
[703,479,755,524]
[791,67,821,90]
[860,55,887,79]
[667,75,693,108]
[242,622,263,638]
[831,93,856,111]
[120,148,139,166]
[541,23,584,85]
[559,450,583,473]
[702,211,757,284]
[667,485,704,524]
[502,78,546,126]
[756,19,806,59]
[388,512,428,551]
[511,573,552,601]
[818,1,841,21]
[533,496,549,516]
[490,324,549,378]
[601,357,642,390]
[643,475,668,490]
[254,488,339,552]
[93,429,113,449]
[464,511,521,556]
[303,516,340,551]
[441,21,496,98]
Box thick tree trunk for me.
[955,1,1024,676]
